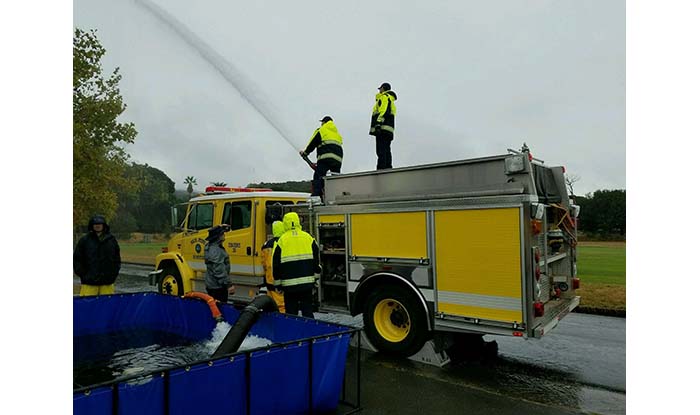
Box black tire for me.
[158,264,184,296]
[363,284,429,357]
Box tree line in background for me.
[110,163,179,235]
[574,189,625,239]
[247,180,312,193]
[110,176,625,240]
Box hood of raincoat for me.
[283,212,300,231]
[87,215,110,233]
[272,220,285,237]
[320,120,340,136]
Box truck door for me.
[182,202,214,274]
[221,200,255,276]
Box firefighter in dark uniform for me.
[299,115,343,199]
[369,82,397,169]
[272,212,321,318]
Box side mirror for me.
[171,206,179,229]
[171,204,188,231]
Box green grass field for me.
[576,244,626,285]
[576,242,626,311]
[120,241,627,310]
[120,242,163,264]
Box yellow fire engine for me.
[152,145,580,356]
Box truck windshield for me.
[186,203,214,230]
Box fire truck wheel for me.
[158,265,183,296]
[363,285,429,357]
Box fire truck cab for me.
[151,188,309,299]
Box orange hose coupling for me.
[183,292,224,322]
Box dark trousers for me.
[207,287,228,303]
[284,289,314,318]
[375,133,393,169]
[312,159,342,197]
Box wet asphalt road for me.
[74,264,625,414]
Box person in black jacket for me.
[73,215,121,296]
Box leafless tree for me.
[565,174,581,199]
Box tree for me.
[211,181,228,187]
[73,28,137,232]
[576,189,626,237]
[112,163,177,234]
[565,174,581,200]
[184,176,198,198]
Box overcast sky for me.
[73,0,625,195]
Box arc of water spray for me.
[135,0,301,153]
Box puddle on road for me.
[462,353,625,414]
[447,355,586,408]
[363,343,625,415]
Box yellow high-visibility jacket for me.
[272,213,321,293]
[303,120,343,164]
[369,90,397,137]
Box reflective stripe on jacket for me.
[304,120,343,163]
[272,228,320,293]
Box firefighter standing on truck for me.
[299,115,343,198]
[272,212,321,318]
[369,82,397,170]
[261,220,286,312]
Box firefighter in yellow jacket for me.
[272,212,321,318]
[369,82,397,169]
[299,116,343,198]
[261,220,286,312]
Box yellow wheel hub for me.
[162,275,180,296]
[373,298,411,342]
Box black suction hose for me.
[212,295,279,358]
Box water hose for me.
[301,153,317,170]
[183,292,223,322]
[211,295,279,358]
